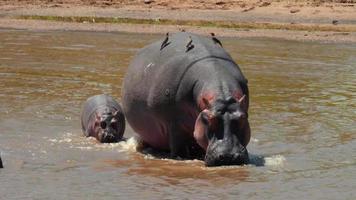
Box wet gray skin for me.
[122,32,251,166]
[81,94,125,143]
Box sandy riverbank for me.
[0,1,355,43]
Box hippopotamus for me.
[81,94,125,143]
[122,32,251,166]
[0,156,3,168]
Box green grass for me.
[18,15,356,32]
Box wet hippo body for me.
[122,32,251,166]
[81,94,125,143]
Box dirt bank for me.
[0,1,355,43]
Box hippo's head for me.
[93,110,125,143]
[194,95,250,167]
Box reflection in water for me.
[126,154,249,185]
[0,29,355,199]
[70,136,282,182]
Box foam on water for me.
[75,136,143,152]
[48,133,286,167]
[48,132,75,144]
[250,137,259,143]
[264,155,286,167]
[117,137,143,152]
[49,133,143,152]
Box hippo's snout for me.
[204,138,249,167]
[205,148,249,167]
[100,131,118,143]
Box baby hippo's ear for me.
[95,113,101,122]
[112,110,118,117]
[112,110,123,121]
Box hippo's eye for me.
[230,117,245,132]
[100,121,107,129]
[111,122,118,130]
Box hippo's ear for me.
[238,95,248,112]
[194,111,209,150]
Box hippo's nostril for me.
[100,121,107,129]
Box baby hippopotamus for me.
[81,94,125,143]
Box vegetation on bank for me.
[18,15,355,32]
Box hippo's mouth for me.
[205,151,249,167]
[204,140,249,167]
[100,131,118,143]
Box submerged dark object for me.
[0,155,3,168]
[122,32,251,166]
[81,94,125,143]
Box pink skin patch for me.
[232,90,243,101]
[87,114,101,141]
[193,111,208,150]
[197,91,216,111]
[193,109,217,150]
[194,91,217,150]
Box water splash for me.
[250,137,259,143]
[48,133,144,153]
[264,155,286,167]
[48,132,74,144]
[117,137,143,152]
[48,133,286,168]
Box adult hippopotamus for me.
[81,94,125,143]
[122,32,251,166]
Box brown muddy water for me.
[0,29,355,199]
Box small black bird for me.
[186,36,193,48]
[186,36,194,52]
[332,20,339,25]
[211,32,223,47]
[160,32,170,50]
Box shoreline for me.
[1,18,354,44]
[0,2,355,43]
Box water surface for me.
[0,29,355,199]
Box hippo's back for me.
[122,32,234,108]
[121,32,240,149]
